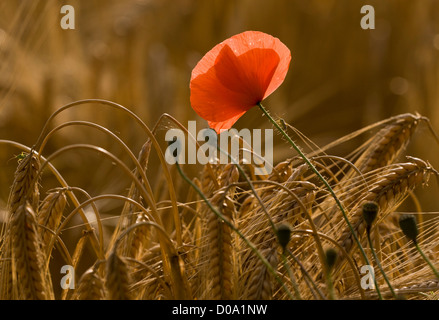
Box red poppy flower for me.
[190,31,291,133]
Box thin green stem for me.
[175,162,295,300]
[258,102,370,268]
[366,230,390,300]
[415,242,439,280]
[286,248,327,300]
[325,268,336,300]
[281,250,301,299]
[213,139,333,298]
[214,140,278,233]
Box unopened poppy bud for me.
[362,201,379,232]
[399,214,418,244]
[325,248,338,271]
[276,223,291,251]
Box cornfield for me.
[1,0,439,300]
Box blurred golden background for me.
[1,0,439,220]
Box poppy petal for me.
[207,110,248,134]
[215,45,280,103]
[190,31,291,133]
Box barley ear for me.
[8,151,41,214]
[72,266,105,300]
[105,250,132,300]
[10,202,53,300]
[37,189,67,255]
[1,152,41,299]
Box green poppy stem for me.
[325,268,336,300]
[257,102,371,268]
[174,161,295,300]
[366,231,391,300]
[286,248,327,299]
[415,242,439,280]
[281,250,302,299]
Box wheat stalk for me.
[197,163,239,299]
[204,193,236,299]
[105,250,132,300]
[7,151,41,214]
[128,212,150,259]
[1,151,41,299]
[336,158,437,271]
[1,106,438,301]
[355,113,421,174]
[10,202,53,300]
[238,166,317,299]
[72,266,106,300]
[109,139,152,257]
[244,247,278,299]
[346,279,439,300]
[37,188,67,255]
[314,113,422,229]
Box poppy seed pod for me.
[399,214,419,244]
[276,223,291,251]
[325,248,338,271]
[362,201,379,232]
